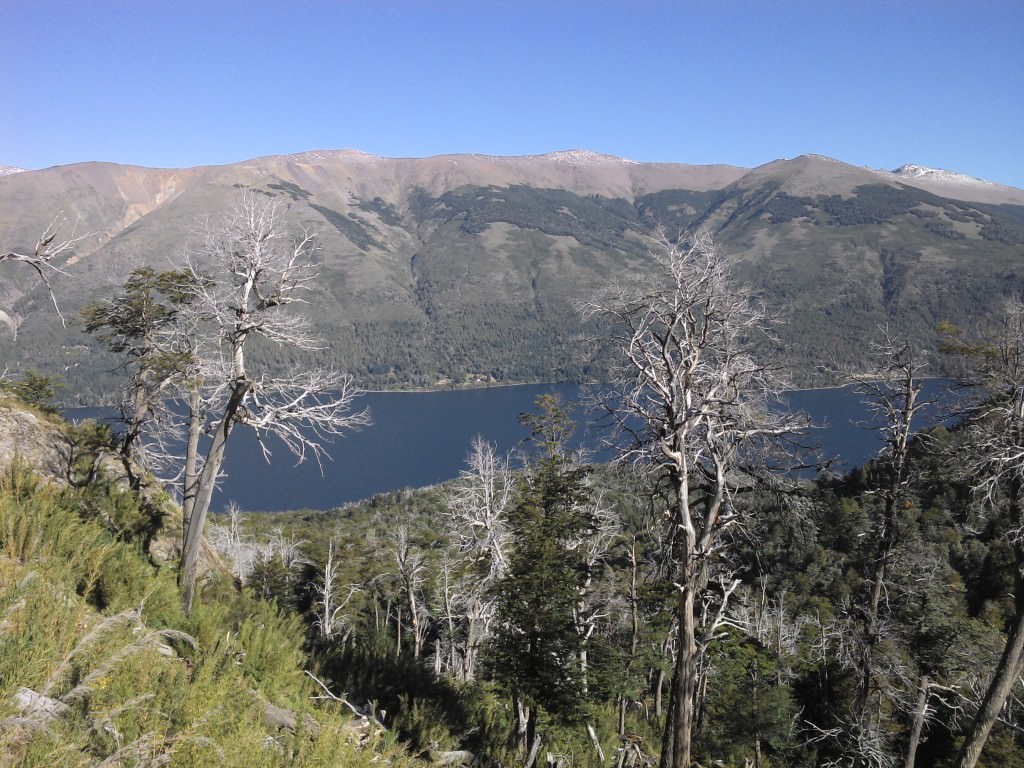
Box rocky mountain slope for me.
[1,150,1022,397]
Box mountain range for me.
[1,149,1022,399]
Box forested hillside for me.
[206,388,1023,767]
[1,151,1023,399]
[0,392,420,767]
[3,154,1024,767]
[5,361,1024,766]
[3,290,1024,767]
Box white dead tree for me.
[945,298,1024,768]
[446,436,515,583]
[570,487,621,763]
[846,330,934,765]
[568,487,621,693]
[312,539,361,642]
[582,230,803,768]
[443,436,515,680]
[433,549,464,677]
[850,330,931,638]
[178,192,370,614]
[390,526,429,659]
[1,214,90,331]
[207,501,259,582]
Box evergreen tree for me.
[81,265,200,484]
[487,394,596,764]
[2,369,63,414]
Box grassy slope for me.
[0,397,416,767]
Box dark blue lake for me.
[66,380,959,513]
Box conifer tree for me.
[81,266,200,485]
[488,394,595,765]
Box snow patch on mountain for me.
[543,149,638,165]
[289,149,383,164]
[867,163,1024,205]
[0,166,26,176]
[881,163,995,187]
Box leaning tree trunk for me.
[181,386,203,551]
[179,384,246,614]
[904,674,929,768]
[655,666,666,719]
[956,539,1024,768]
[121,368,153,489]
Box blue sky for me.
[3,1,1022,187]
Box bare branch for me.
[583,229,805,768]
[947,298,1024,768]
[312,538,361,640]
[445,436,515,583]
[1,214,92,327]
[179,191,369,614]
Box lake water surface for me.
[67,380,958,513]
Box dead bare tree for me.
[1,214,90,331]
[582,230,803,768]
[846,330,933,764]
[178,192,370,614]
[443,436,514,680]
[391,526,429,659]
[446,436,514,584]
[312,539,361,642]
[944,299,1024,768]
[207,501,259,582]
[433,549,464,677]
[570,487,620,695]
[570,487,621,763]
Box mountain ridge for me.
[7,149,1020,203]
[1,149,1022,398]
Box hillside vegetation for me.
[2,340,1024,766]
[0,393,417,767]
[198,402,1024,767]
[1,152,1022,399]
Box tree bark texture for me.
[956,546,1024,768]
[904,675,929,768]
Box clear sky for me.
[2,1,1022,187]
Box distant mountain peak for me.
[889,163,994,187]
[276,149,383,164]
[798,153,847,163]
[540,149,638,165]
[0,166,26,176]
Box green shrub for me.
[1,370,63,415]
